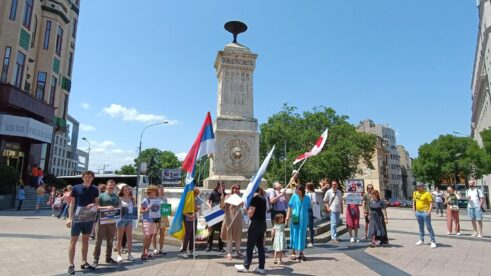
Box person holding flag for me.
[235,146,275,274]
[169,112,215,259]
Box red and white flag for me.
[293,129,329,165]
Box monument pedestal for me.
[204,175,267,189]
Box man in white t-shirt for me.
[323,180,343,243]
[466,180,484,238]
[432,187,444,217]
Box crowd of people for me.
[21,170,487,275]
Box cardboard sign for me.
[100,208,121,224]
[73,206,97,223]
[346,179,365,193]
[225,194,243,206]
[345,193,363,205]
[148,199,161,219]
[161,203,172,216]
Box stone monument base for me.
[203,175,267,189]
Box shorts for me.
[468,207,483,221]
[142,220,157,236]
[117,219,133,229]
[36,195,44,205]
[71,221,94,236]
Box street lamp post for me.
[82,137,91,171]
[135,121,169,203]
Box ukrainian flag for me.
[169,112,215,240]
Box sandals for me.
[80,262,95,270]
[299,254,307,262]
[290,254,297,261]
[158,250,167,255]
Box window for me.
[67,52,73,76]
[50,76,57,106]
[43,20,51,49]
[13,51,26,88]
[72,18,77,38]
[62,94,68,118]
[0,47,12,83]
[55,26,63,56]
[22,0,34,29]
[9,0,18,20]
[35,71,47,100]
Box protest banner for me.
[73,206,97,223]
[100,208,121,224]
[346,179,365,193]
[345,193,363,205]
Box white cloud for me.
[80,123,96,131]
[102,104,175,124]
[176,152,187,161]
[81,103,91,109]
[80,140,137,172]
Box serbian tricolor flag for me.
[169,112,215,240]
[293,129,328,165]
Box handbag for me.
[450,205,459,211]
[292,213,299,225]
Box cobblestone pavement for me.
[0,208,490,275]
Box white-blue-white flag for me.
[242,145,276,209]
[204,205,225,227]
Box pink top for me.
[63,191,73,205]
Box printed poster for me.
[73,206,97,223]
[345,193,363,205]
[346,179,365,193]
[100,208,121,225]
[148,199,161,219]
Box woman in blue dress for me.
[286,184,310,262]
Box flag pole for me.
[287,157,309,190]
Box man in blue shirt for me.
[66,171,99,275]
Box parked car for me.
[388,199,401,207]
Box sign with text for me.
[161,203,172,216]
[345,193,363,205]
[100,208,121,224]
[162,169,181,185]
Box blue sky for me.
[68,0,478,172]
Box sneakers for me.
[235,265,249,273]
[105,258,117,264]
[477,234,483,238]
[430,242,437,248]
[91,260,98,268]
[456,232,461,236]
[153,249,158,255]
[253,267,266,274]
[67,265,75,275]
[307,243,314,248]
[127,253,135,261]
[182,253,190,258]
[416,240,424,246]
[116,255,123,263]
[471,232,478,237]
[447,232,451,235]
[350,237,355,243]
[81,262,96,270]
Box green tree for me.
[260,104,376,186]
[413,134,490,185]
[134,149,181,184]
[115,164,137,175]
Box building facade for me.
[397,145,416,199]
[471,0,491,206]
[359,119,403,199]
[354,136,389,199]
[0,0,80,183]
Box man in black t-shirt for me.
[235,187,267,274]
[206,182,225,252]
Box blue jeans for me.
[330,211,340,239]
[415,211,435,242]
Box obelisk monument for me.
[204,21,264,189]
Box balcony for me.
[0,83,54,123]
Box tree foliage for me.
[259,104,376,186]
[132,149,181,184]
[412,134,490,185]
[115,164,136,175]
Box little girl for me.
[140,185,160,260]
[272,213,286,264]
